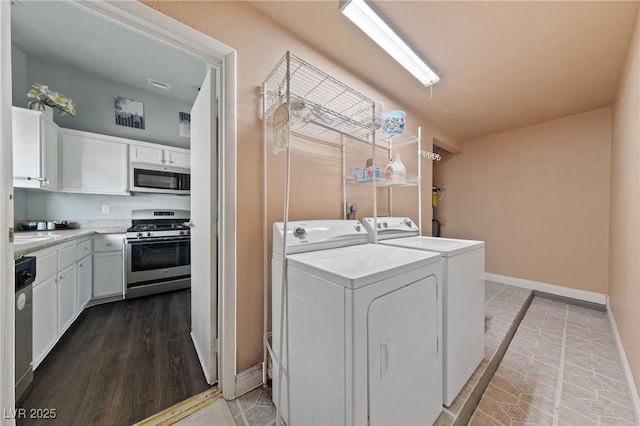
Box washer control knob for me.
[383,222,388,228]
[403,219,413,227]
[293,227,306,238]
[377,222,382,229]
[354,224,361,232]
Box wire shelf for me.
[345,166,419,187]
[263,52,381,145]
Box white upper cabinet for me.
[12,107,59,191]
[59,129,129,195]
[130,144,164,164]
[130,143,190,169]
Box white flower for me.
[26,83,76,117]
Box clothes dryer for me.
[272,220,443,425]
[363,217,485,407]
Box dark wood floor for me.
[17,289,210,426]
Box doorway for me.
[0,0,237,416]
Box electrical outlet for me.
[102,205,110,214]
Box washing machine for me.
[271,220,443,425]
[363,217,485,407]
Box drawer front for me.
[58,244,77,270]
[93,235,124,252]
[34,250,57,285]
[77,239,92,260]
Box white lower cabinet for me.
[77,255,92,311]
[32,274,57,369]
[92,234,125,299]
[76,238,92,311]
[30,236,94,369]
[57,263,78,336]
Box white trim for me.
[606,298,640,425]
[220,51,238,400]
[67,1,238,399]
[0,1,15,423]
[235,364,264,398]
[71,0,234,61]
[484,273,607,305]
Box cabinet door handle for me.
[14,176,49,184]
[380,339,390,379]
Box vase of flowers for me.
[27,83,77,117]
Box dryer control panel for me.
[273,220,368,254]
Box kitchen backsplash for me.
[14,190,189,222]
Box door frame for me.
[0,0,238,406]
[0,1,16,420]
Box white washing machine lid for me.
[287,243,441,289]
[380,236,484,257]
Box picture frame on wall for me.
[179,112,191,137]
[114,96,145,129]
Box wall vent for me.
[146,78,171,91]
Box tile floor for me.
[176,282,638,426]
[229,387,277,426]
[174,398,236,426]
[469,296,637,425]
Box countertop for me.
[14,227,127,258]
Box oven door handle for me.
[127,236,191,244]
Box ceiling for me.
[10,1,639,144]
[249,1,639,143]
[10,0,207,105]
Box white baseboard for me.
[235,363,264,398]
[484,273,607,305]
[606,299,640,424]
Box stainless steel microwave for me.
[130,162,190,195]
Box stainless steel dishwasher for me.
[15,256,35,401]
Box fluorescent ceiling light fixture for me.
[340,0,439,87]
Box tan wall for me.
[142,1,459,372]
[434,108,611,295]
[610,7,640,394]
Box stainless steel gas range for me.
[125,209,191,298]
